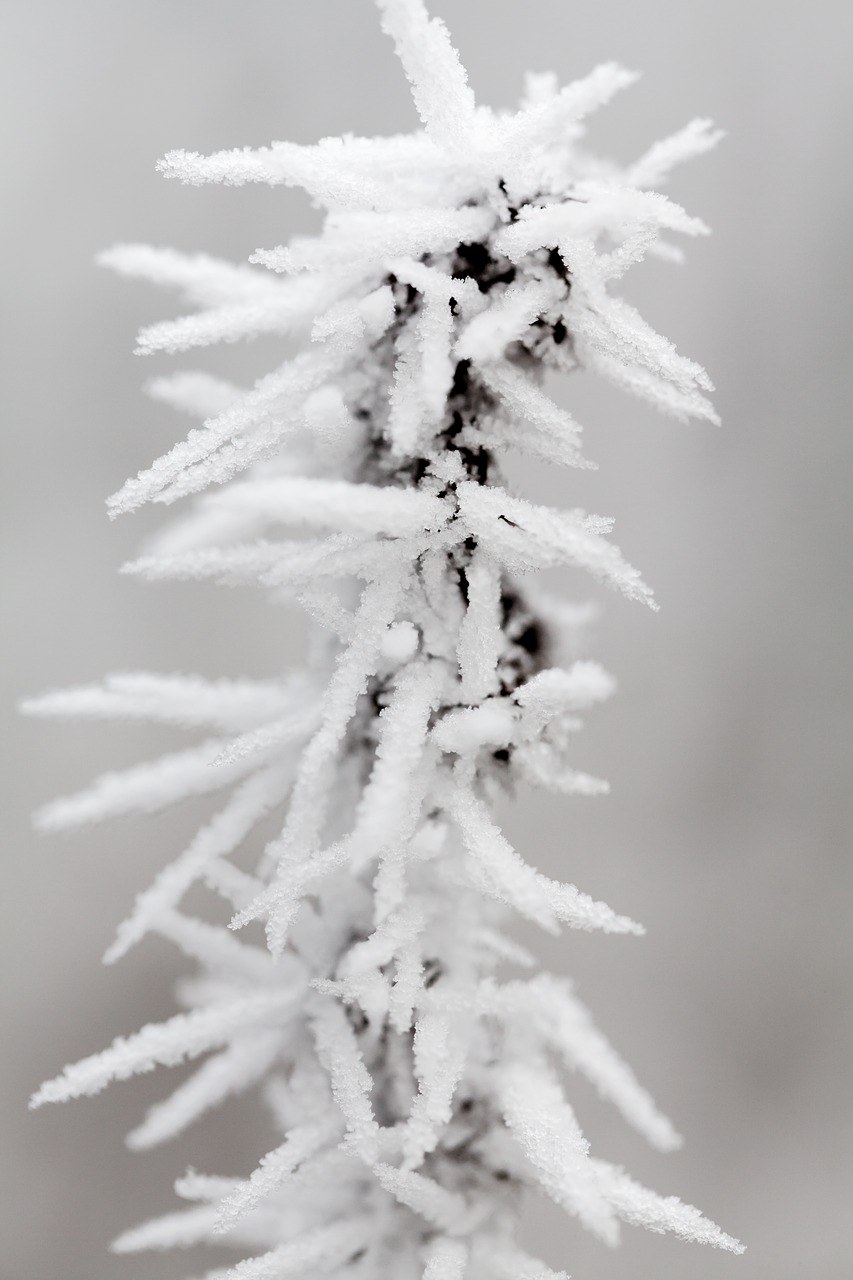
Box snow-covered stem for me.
[28,2,741,1276]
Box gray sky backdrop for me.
[2,2,852,1278]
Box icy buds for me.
[28,1,740,1276]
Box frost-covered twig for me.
[28,2,741,1276]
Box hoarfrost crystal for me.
[28,1,743,1275]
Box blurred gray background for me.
[3,1,852,1277]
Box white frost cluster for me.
[27,2,742,1276]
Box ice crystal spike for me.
[28,1,741,1275]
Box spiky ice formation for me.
[27,2,742,1276]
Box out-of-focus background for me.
[3,2,851,1277]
